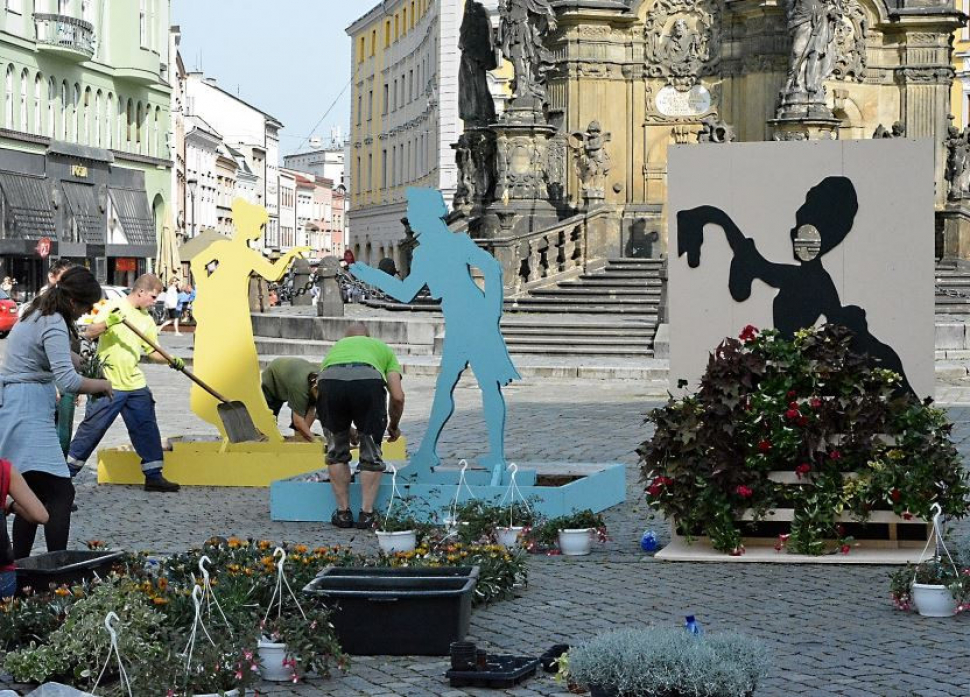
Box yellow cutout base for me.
[97,436,407,487]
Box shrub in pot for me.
[566,627,770,697]
[449,500,535,547]
[889,559,970,617]
[525,510,608,556]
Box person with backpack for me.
[0,266,114,559]
[1,459,48,597]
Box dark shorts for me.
[317,364,387,471]
[166,308,181,319]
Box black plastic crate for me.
[16,550,124,593]
[446,655,540,688]
[303,566,479,655]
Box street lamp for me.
[187,177,198,238]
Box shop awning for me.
[108,187,156,246]
[0,173,55,241]
[61,181,105,244]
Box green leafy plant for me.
[449,500,536,544]
[524,510,608,550]
[567,627,770,697]
[889,558,970,612]
[640,324,970,554]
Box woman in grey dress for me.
[0,266,113,557]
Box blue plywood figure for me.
[350,188,520,476]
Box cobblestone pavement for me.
[3,334,970,695]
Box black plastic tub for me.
[446,655,540,688]
[304,566,479,655]
[16,550,124,593]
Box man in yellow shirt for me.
[67,274,182,492]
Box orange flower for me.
[227,537,244,548]
[257,540,272,550]
[153,597,169,605]
[293,544,308,554]
[54,587,71,597]
[157,578,168,591]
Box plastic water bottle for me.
[685,615,703,636]
[640,530,658,552]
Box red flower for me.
[788,401,798,410]
[774,533,790,552]
[902,511,913,521]
[739,325,758,343]
[890,488,901,502]
[829,450,841,460]
[647,483,663,497]
[787,391,797,399]
[785,408,800,420]
[736,485,753,499]
[795,463,811,478]
[729,545,746,556]
[836,524,846,537]
[840,544,851,555]
[757,439,772,453]
[809,398,822,409]
[797,416,809,427]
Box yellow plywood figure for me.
[188,199,311,443]
[98,436,408,487]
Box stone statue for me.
[946,123,970,201]
[697,115,736,144]
[783,0,843,101]
[497,0,558,104]
[459,0,498,127]
[658,19,702,78]
[454,133,477,207]
[873,121,905,139]
[569,121,612,201]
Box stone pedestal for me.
[291,257,312,306]
[316,257,344,317]
[939,205,970,263]
[769,115,841,141]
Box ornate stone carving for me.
[831,0,867,82]
[568,121,612,201]
[697,115,736,143]
[945,121,970,201]
[453,129,496,209]
[872,122,905,139]
[779,0,845,115]
[644,0,721,90]
[497,0,558,107]
[459,0,499,127]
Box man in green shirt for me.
[318,323,405,529]
[261,357,319,442]
[67,274,182,492]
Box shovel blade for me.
[217,401,264,443]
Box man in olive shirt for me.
[261,357,319,442]
[319,323,405,529]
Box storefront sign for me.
[35,237,51,258]
[656,85,712,118]
[71,164,88,178]
[115,258,136,272]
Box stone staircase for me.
[935,262,970,318]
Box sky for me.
[171,0,368,156]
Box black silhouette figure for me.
[677,176,914,395]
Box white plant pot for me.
[194,690,239,697]
[496,526,524,548]
[557,528,593,556]
[376,529,417,553]
[912,583,958,617]
[258,638,295,682]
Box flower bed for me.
[639,325,970,555]
[0,537,527,694]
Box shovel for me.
[115,314,264,443]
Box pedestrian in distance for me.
[261,357,320,442]
[318,323,404,530]
[67,274,182,492]
[176,283,196,326]
[0,266,113,559]
[1,458,48,597]
[158,277,181,335]
[0,277,11,295]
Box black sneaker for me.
[144,476,180,493]
[356,510,377,530]
[331,509,354,529]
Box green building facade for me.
[0,0,171,294]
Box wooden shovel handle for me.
[116,314,231,404]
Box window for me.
[405,141,410,184]
[82,0,93,22]
[382,148,387,189]
[94,90,101,147]
[367,153,372,192]
[106,93,113,148]
[33,73,41,135]
[391,146,396,186]
[154,106,160,157]
[402,8,407,33]
[409,70,413,102]
[60,81,68,140]
[358,36,365,62]
[410,2,415,28]
[382,84,388,115]
[370,30,376,57]
[392,79,397,111]
[19,69,27,131]
[4,66,12,130]
[126,98,132,143]
[139,0,147,47]
[356,156,361,194]
[394,14,399,40]
[356,93,362,125]
[367,89,373,120]
[384,20,391,48]
[72,84,79,141]
[47,76,55,136]
[136,102,142,148]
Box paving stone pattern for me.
[4,352,970,695]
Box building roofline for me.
[346,0,396,35]
[187,72,284,127]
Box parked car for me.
[0,288,18,338]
